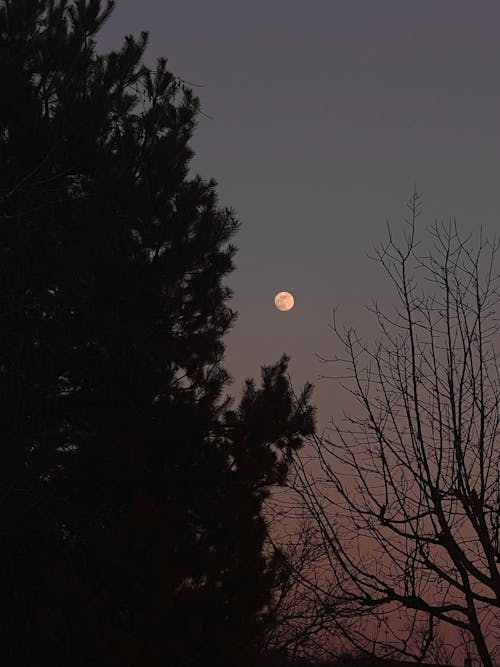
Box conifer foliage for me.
[0,1,314,665]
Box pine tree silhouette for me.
[0,2,314,665]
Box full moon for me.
[274,291,294,312]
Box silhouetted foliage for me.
[0,1,315,665]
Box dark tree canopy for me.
[0,1,315,665]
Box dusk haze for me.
[1,1,499,666]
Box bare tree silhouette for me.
[262,516,340,662]
[293,191,500,667]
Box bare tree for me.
[261,492,382,664]
[261,514,340,663]
[294,191,500,667]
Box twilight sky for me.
[98,1,500,430]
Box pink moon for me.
[274,291,294,311]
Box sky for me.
[98,1,500,432]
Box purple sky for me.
[98,1,500,429]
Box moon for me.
[274,291,294,312]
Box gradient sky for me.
[98,1,500,430]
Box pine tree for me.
[0,2,314,665]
